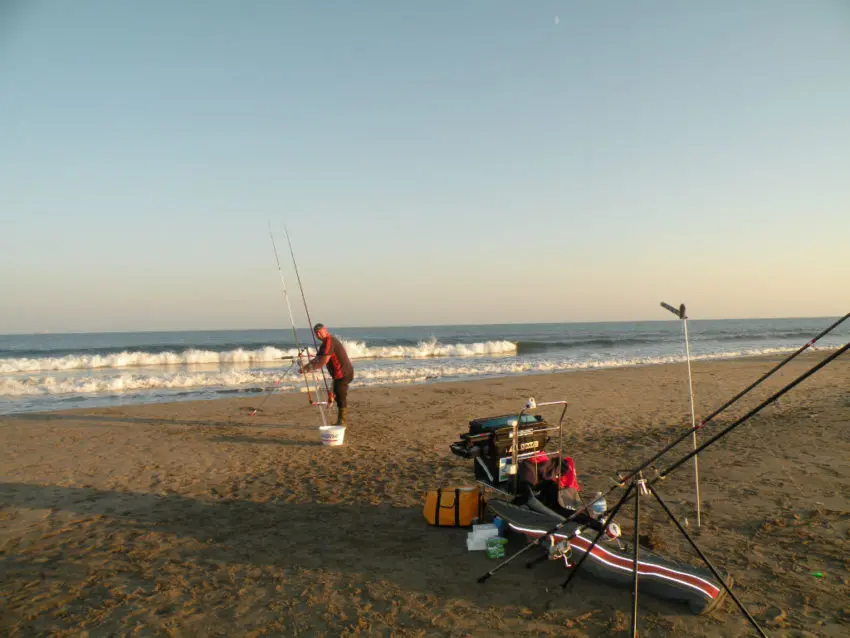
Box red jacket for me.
[317,334,353,380]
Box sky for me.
[1,1,848,333]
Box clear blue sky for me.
[2,1,848,333]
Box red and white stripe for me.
[509,523,721,600]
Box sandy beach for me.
[2,353,848,637]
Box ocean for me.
[1,317,847,415]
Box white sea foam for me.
[0,339,518,374]
[0,346,303,374]
[0,345,809,399]
[0,370,281,396]
[342,338,517,359]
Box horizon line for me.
[0,314,842,338]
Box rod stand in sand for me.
[561,471,767,638]
[267,223,328,427]
[630,474,645,637]
[647,482,768,637]
[477,326,849,636]
[283,224,335,421]
[661,301,701,528]
[479,331,850,586]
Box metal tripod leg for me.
[647,483,768,638]
[631,476,646,638]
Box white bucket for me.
[319,425,346,446]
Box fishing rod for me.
[653,338,850,484]
[619,310,850,477]
[483,337,849,586]
[247,358,300,417]
[490,320,849,636]
[283,224,333,407]
[647,482,768,637]
[660,301,701,527]
[555,470,769,637]
[265,223,328,425]
[552,338,850,638]
[478,316,849,582]
[688,311,848,429]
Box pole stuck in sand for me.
[283,224,334,408]
[660,301,701,528]
[477,328,850,606]
[265,222,328,426]
[479,314,850,584]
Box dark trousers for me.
[333,373,354,408]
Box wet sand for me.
[2,353,849,636]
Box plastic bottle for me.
[493,516,505,536]
[589,492,607,519]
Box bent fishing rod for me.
[478,316,849,583]
[283,224,333,407]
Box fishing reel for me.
[604,522,625,549]
[547,536,574,567]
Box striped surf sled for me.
[487,499,729,615]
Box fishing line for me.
[267,222,328,425]
[283,224,334,407]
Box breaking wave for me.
[0,345,812,398]
[343,338,516,360]
[0,339,518,374]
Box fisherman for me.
[299,323,354,426]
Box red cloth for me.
[530,451,550,464]
[559,456,580,491]
[317,334,353,380]
[521,453,580,491]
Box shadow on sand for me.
[210,435,323,447]
[0,481,699,624]
[3,412,310,430]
